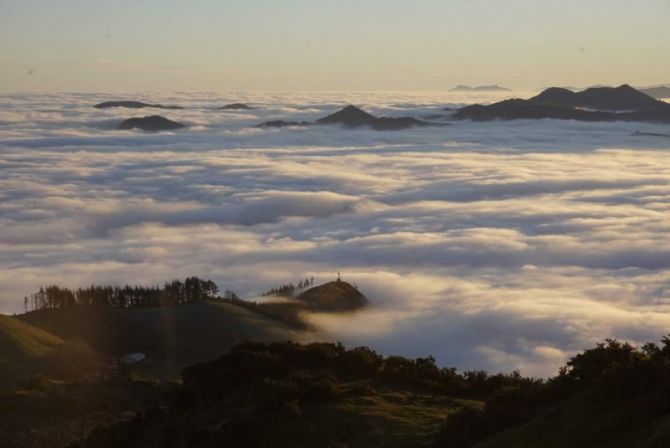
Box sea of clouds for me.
[1,90,670,376]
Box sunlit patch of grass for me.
[0,314,63,358]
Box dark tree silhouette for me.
[25,277,222,311]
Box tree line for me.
[24,277,230,312]
[261,277,314,297]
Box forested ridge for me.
[20,277,363,332]
[23,277,223,311]
[23,276,324,312]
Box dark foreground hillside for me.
[0,314,101,390]
[433,338,670,448]
[74,341,489,448]
[7,278,670,447]
[4,337,670,447]
[71,338,670,448]
[0,377,164,448]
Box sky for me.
[1,0,669,92]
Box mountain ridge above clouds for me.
[117,115,186,131]
[530,84,663,111]
[219,103,253,110]
[454,84,670,123]
[260,105,434,130]
[450,85,511,92]
[95,101,184,110]
[639,85,670,99]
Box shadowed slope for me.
[74,341,481,448]
[20,301,302,378]
[0,314,63,358]
[0,314,76,389]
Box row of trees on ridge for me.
[24,277,233,311]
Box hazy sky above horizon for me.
[1,0,670,92]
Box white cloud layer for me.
[1,91,670,376]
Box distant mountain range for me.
[314,105,429,130]
[531,85,661,110]
[95,101,184,110]
[450,85,511,92]
[94,101,255,110]
[259,105,433,130]
[639,85,670,99]
[219,103,253,110]
[99,85,670,133]
[539,85,670,100]
[454,84,670,123]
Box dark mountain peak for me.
[257,120,310,128]
[529,84,661,111]
[258,105,432,131]
[341,104,371,115]
[456,82,670,123]
[118,115,185,132]
[314,105,428,130]
[316,105,376,125]
[95,101,183,110]
[578,84,659,110]
[535,86,574,96]
[530,87,575,104]
[220,103,252,110]
[296,280,369,312]
[581,84,638,95]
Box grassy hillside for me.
[4,322,670,448]
[20,301,304,378]
[0,313,63,357]
[0,314,64,389]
